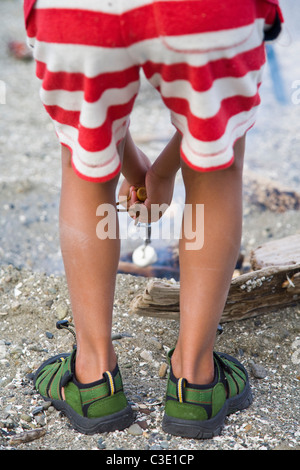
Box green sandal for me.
[162,349,253,439]
[33,322,133,435]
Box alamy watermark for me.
[96,202,205,250]
[291,80,300,104]
[0,80,6,104]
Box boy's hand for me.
[117,167,176,224]
[117,179,147,221]
[117,130,181,223]
[142,166,176,223]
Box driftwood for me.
[130,235,300,323]
[243,170,300,212]
[250,233,300,269]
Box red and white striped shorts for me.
[24,0,283,182]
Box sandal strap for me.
[214,352,247,398]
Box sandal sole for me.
[52,399,134,435]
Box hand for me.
[129,166,176,224]
[117,179,148,222]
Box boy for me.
[24,0,282,438]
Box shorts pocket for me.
[152,0,256,53]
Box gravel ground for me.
[0,264,299,451]
[0,0,299,452]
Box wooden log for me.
[250,234,300,270]
[243,170,300,212]
[130,263,300,322]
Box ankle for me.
[75,344,117,384]
[171,348,215,385]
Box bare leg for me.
[171,136,246,385]
[59,146,120,384]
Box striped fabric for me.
[24,0,283,182]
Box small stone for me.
[14,283,22,297]
[35,414,46,427]
[97,437,106,449]
[32,406,44,416]
[56,302,69,320]
[158,363,168,378]
[123,363,132,369]
[127,423,143,436]
[20,413,32,423]
[111,333,123,340]
[42,401,52,411]
[250,361,268,379]
[136,419,148,430]
[244,424,252,432]
[160,441,169,449]
[140,350,153,362]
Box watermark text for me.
[96,202,205,250]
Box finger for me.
[129,186,139,204]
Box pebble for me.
[160,440,169,449]
[42,401,52,411]
[158,363,168,378]
[32,406,44,415]
[20,413,32,423]
[249,361,268,379]
[97,437,106,449]
[34,414,46,427]
[55,302,69,320]
[127,423,143,436]
[140,350,153,362]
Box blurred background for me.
[0,0,299,278]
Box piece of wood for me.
[243,170,300,212]
[130,263,300,322]
[250,234,300,270]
